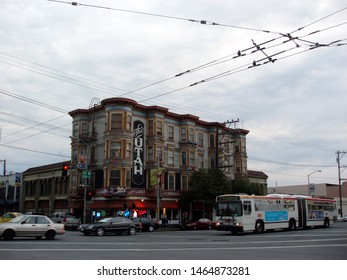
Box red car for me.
[182,218,217,230]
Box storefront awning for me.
[161,200,180,209]
[88,200,125,209]
[67,201,83,209]
[88,199,180,209]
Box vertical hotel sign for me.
[133,120,145,187]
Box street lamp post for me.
[307,170,321,196]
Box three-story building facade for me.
[68,98,249,223]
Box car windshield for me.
[99,218,112,223]
[8,215,28,223]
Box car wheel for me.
[96,227,105,236]
[148,225,154,232]
[3,229,15,240]
[45,231,56,240]
[128,226,136,236]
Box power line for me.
[1,3,345,161]
[248,156,336,168]
[0,143,69,158]
[0,89,68,114]
[47,0,281,34]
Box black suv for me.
[132,217,159,232]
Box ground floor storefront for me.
[87,198,180,225]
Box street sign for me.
[78,154,87,169]
[82,170,91,179]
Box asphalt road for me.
[1,222,346,260]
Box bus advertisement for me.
[215,194,337,234]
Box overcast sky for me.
[0,0,346,188]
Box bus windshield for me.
[216,201,242,217]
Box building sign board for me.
[132,120,145,187]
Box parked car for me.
[182,218,217,230]
[0,214,65,240]
[79,217,140,236]
[0,212,22,223]
[132,217,159,232]
[49,212,80,230]
[337,215,347,222]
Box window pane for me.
[110,142,122,158]
[168,174,175,190]
[181,127,186,141]
[168,126,174,141]
[148,120,154,135]
[148,146,153,161]
[182,151,187,166]
[189,151,195,166]
[111,113,122,129]
[168,150,174,165]
[157,120,163,136]
[189,128,194,142]
[110,170,121,186]
[198,133,203,146]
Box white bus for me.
[215,194,337,234]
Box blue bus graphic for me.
[265,211,288,222]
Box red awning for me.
[88,199,180,209]
[88,200,125,209]
[67,200,83,209]
[161,200,180,209]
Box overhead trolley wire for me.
[47,0,281,34]
[2,3,346,159]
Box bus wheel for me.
[324,218,330,228]
[288,219,296,231]
[254,221,264,234]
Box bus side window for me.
[243,202,251,215]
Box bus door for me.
[297,198,307,228]
[242,200,253,229]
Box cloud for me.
[0,0,346,187]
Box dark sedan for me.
[132,217,160,232]
[79,217,139,236]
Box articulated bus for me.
[215,194,337,234]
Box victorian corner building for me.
[18,98,268,222]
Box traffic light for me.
[86,190,93,201]
[62,164,69,176]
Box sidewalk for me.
[157,225,181,231]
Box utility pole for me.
[216,119,239,172]
[336,150,346,217]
